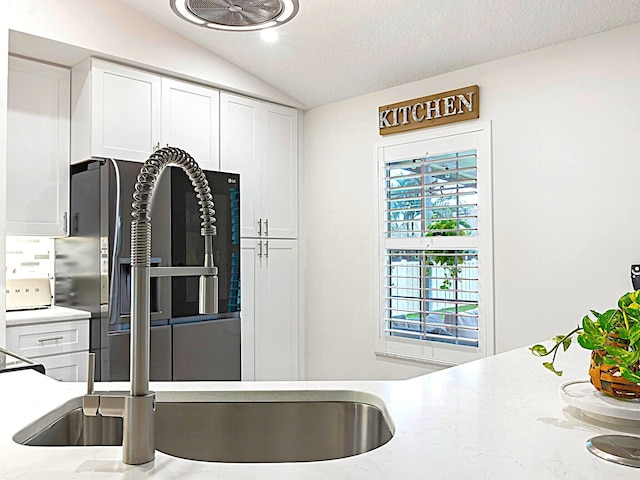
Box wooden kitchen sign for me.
[378,85,479,135]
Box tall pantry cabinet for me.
[220,92,300,381]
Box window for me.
[375,123,493,366]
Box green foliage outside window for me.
[425,218,470,289]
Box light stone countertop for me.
[1,345,639,479]
[6,306,91,327]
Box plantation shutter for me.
[383,150,480,348]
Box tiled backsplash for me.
[5,236,54,278]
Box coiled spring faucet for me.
[83,147,218,465]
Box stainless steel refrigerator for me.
[55,159,241,382]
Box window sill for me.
[374,350,458,368]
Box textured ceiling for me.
[118,0,640,109]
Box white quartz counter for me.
[1,345,639,479]
[6,306,91,326]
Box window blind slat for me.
[387,152,476,168]
[385,178,478,193]
[386,318,479,332]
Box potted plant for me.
[531,290,640,399]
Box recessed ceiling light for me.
[170,0,299,32]
[260,28,279,42]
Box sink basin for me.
[14,390,394,463]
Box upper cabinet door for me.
[7,57,70,236]
[161,78,220,171]
[92,61,161,162]
[220,93,299,239]
[71,59,161,163]
[262,103,298,239]
[220,92,262,238]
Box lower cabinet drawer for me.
[38,351,89,382]
[6,320,90,359]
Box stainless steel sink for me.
[15,391,394,463]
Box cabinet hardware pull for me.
[265,219,269,237]
[258,240,263,258]
[63,212,68,234]
[258,219,262,236]
[38,336,64,343]
[265,240,269,258]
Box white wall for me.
[1,2,8,347]
[303,23,640,380]
[7,0,303,109]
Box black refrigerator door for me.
[172,319,241,381]
[171,168,240,318]
[105,160,173,331]
[108,325,173,381]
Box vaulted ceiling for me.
[119,0,640,109]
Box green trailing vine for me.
[530,290,640,382]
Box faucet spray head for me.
[199,274,219,314]
[199,234,219,314]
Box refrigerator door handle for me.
[108,159,123,326]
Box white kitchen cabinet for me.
[223,92,300,380]
[71,58,161,163]
[6,318,90,382]
[7,57,70,236]
[71,59,221,167]
[220,93,261,237]
[220,92,298,238]
[240,240,258,381]
[241,239,299,381]
[161,77,220,171]
[33,351,89,382]
[262,102,299,238]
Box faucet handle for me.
[87,352,95,395]
[83,352,100,416]
[99,394,127,417]
[83,395,100,416]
